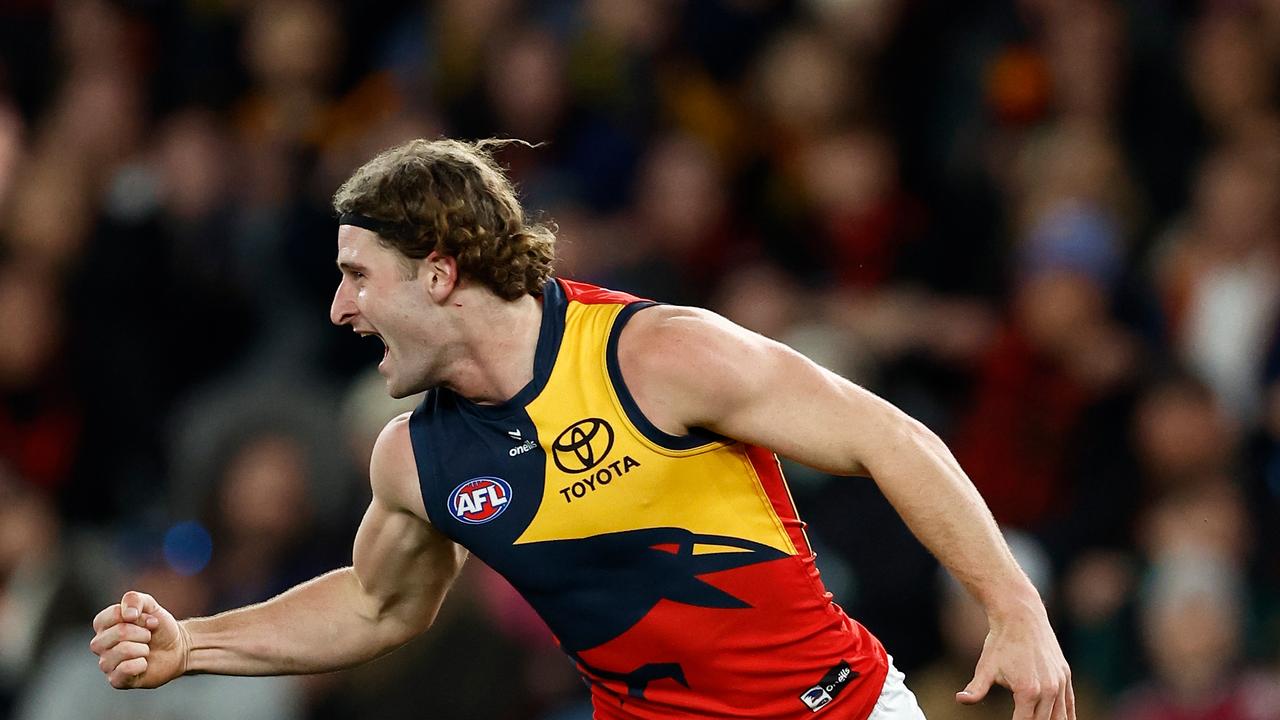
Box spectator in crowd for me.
[1113,550,1280,720]
[1154,142,1280,424]
[0,260,80,496]
[0,464,88,718]
[16,562,303,720]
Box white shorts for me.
[866,656,926,720]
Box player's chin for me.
[383,373,405,398]
[383,372,423,399]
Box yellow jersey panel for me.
[516,300,797,556]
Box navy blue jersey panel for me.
[409,389,547,552]
[507,528,786,653]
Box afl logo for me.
[552,418,615,473]
[448,477,512,525]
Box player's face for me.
[330,226,443,398]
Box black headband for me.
[338,212,405,239]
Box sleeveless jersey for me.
[408,278,889,719]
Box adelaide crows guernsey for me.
[408,278,889,718]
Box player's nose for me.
[330,281,356,326]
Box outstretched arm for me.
[618,306,1074,720]
[91,413,466,688]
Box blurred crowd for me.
[0,0,1278,718]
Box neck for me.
[441,288,544,404]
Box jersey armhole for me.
[605,302,726,451]
[407,393,446,529]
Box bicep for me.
[350,414,468,634]
[707,341,902,477]
[351,493,466,624]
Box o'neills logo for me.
[799,660,858,713]
[552,418,641,503]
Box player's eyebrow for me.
[337,260,369,275]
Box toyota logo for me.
[552,418,615,473]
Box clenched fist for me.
[90,591,190,689]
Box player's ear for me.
[423,251,459,303]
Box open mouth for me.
[359,331,389,362]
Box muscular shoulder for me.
[616,304,786,433]
[621,304,728,345]
[369,412,427,518]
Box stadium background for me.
[1,0,1278,717]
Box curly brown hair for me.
[332,138,556,300]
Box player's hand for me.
[955,601,1074,720]
[90,591,190,689]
